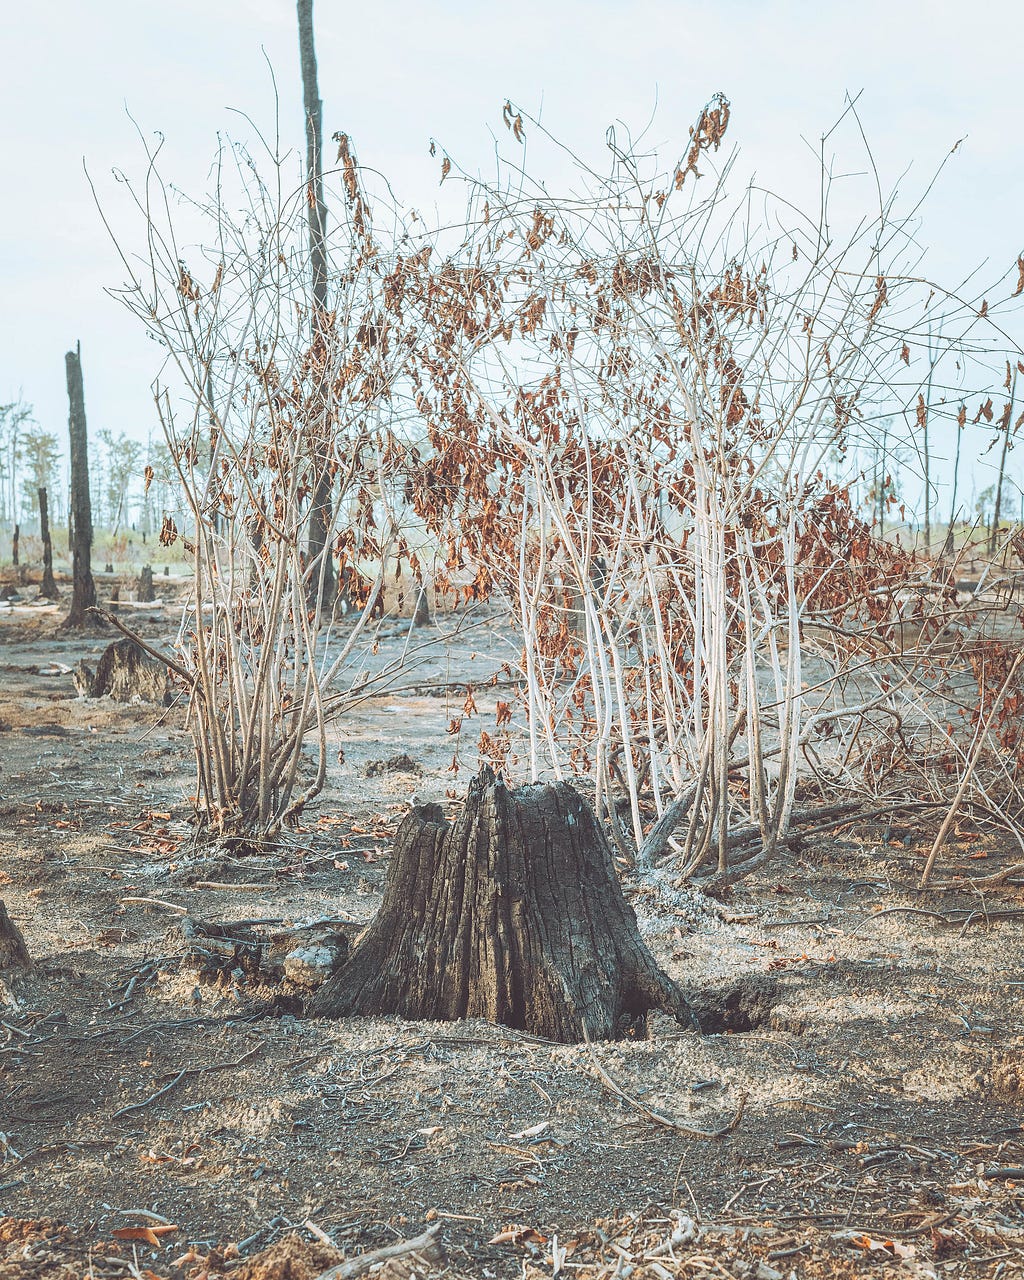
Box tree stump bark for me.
[73,638,170,704]
[0,901,30,971]
[136,564,156,602]
[412,584,432,627]
[313,768,694,1042]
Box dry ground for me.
[1,595,1023,1280]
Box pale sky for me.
[2,0,1022,515]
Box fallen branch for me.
[920,648,1024,888]
[850,904,1024,937]
[111,1046,262,1120]
[581,1025,746,1138]
[311,1223,445,1280]
[87,607,195,688]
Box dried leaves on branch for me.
[104,95,1024,874]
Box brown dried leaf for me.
[111,1225,178,1247]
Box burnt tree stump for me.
[313,768,694,1042]
[136,564,156,602]
[38,487,58,599]
[0,901,30,971]
[73,638,171,704]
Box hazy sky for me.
[2,0,1022,511]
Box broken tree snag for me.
[136,563,155,602]
[0,901,30,970]
[412,583,432,627]
[62,341,96,629]
[313,767,694,1042]
[38,487,58,598]
[73,638,171,704]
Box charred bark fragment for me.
[314,768,694,1042]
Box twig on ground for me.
[111,1045,262,1119]
[119,897,188,914]
[111,1069,189,1119]
[310,1223,445,1280]
[580,1026,746,1138]
[193,881,273,891]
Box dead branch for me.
[310,1223,445,1280]
[581,1025,746,1138]
[920,648,1024,887]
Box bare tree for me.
[297,0,335,610]
[0,399,33,531]
[102,116,429,843]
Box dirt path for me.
[1,606,1023,1278]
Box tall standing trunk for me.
[63,342,96,628]
[11,523,18,568]
[943,407,964,558]
[990,372,1017,554]
[920,323,941,554]
[298,0,335,611]
[38,486,58,598]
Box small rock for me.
[283,933,349,987]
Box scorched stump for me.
[313,768,694,1042]
[0,900,30,971]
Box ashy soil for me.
[1,595,1024,1279]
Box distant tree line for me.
[0,397,178,544]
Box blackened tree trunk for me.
[412,583,432,627]
[136,563,155,602]
[11,523,18,567]
[297,0,335,611]
[63,343,96,628]
[313,768,694,1042]
[0,901,30,970]
[38,486,58,598]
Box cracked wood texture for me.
[314,768,693,1042]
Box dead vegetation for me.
[2,606,1024,1278]
[3,46,1024,1280]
